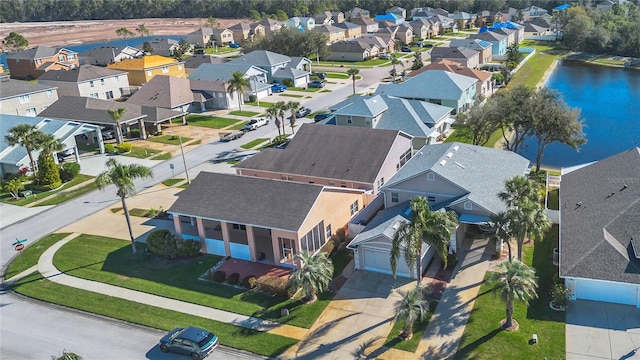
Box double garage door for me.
[361,247,434,280]
[575,278,640,307]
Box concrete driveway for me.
[280,270,414,360]
[566,299,640,360]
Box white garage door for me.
[576,279,638,306]
[362,248,412,278]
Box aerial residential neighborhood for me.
[1,0,639,359]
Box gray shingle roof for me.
[273,67,308,79]
[430,46,479,60]
[79,45,143,59]
[234,123,407,184]
[560,148,640,284]
[189,63,266,82]
[348,201,411,247]
[375,70,477,101]
[331,94,389,117]
[385,142,530,215]
[150,38,179,51]
[470,31,507,42]
[6,46,76,60]
[183,54,229,69]
[127,75,194,108]
[448,39,492,51]
[39,96,146,124]
[188,28,214,36]
[230,50,290,67]
[167,172,323,231]
[37,65,126,83]
[0,78,57,100]
[329,40,371,53]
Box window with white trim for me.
[18,95,30,104]
[162,66,169,73]
[58,55,65,61]
[426,173,435,181]
[347,115,352,124]
[90,93,98,98]
[100,79,105,85]
[399,148,412,167]
[67,53,75,60]
[350,200,359,215]
[105,91,114,99]
[464,201,472,210]
[391,192,399,203]
[46,89,54,98]
[25,108,37,117]
[90,80,95,87]
[232,223,246,231]
[377,177,384,189]
[326,224,332,239]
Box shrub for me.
[130,128,140,138]
[282,79,293,87]
[446,253,458,269]
[117,142,132,153]
[37,153,62,189]
[213,270,226,282]
[177,239,201,257]
[334,227,347,243]
[146,229,177,258]
[242,275,257,289]
[227,272,240,285]
[255,275,290,297]
[104,144,116,153]
[59,162,81,182]
[320,238,338,257]
[169,135,178,140]
[248,94,257,102]
[551,283,572,308]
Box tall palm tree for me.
[275,101,287,137]
[36,133,64,158]
[424,207,458,269]
[394,283,429,340]
[487,259,538,330]
[499,175,540,208]
[266,104,281,137]
[508,201,550,261]
[5,124,43,174]
[288,251,334,303]
[107,108,126,145]
[390,54,404,82]
[226,71,251,112]
[488,211,514,261]
[95,158,153,254]
[347,67,360,95]
[286,101,300,135]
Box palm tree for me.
[36,133,64,158]
[487,259,538,330]
[5,124,43,174]
[391,197,458,284]
[226,71,251,112]
[499,176,540,208]
[487,211,514,261]
[286,101,300,134]
[508,201,550,261]
[266,104,281,138]
[275,101,287,137]
[347,67,360,95]
[394,283,429,340]
[107,108,126,145]
[288,251,333,303]
[390,54,404,82]
[95,158,153,254]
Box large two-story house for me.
[230,50,309,86]
[0,76,58,117]
[107,55,186,86]
[37,65,131,100]
[6,46,79,79]
[79,45,144,66]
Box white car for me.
[244,117,269,131]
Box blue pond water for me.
[0,36,180,68]
[520,60,640,168]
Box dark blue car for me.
[229,42,240,48]
[159,326,219,360]
[271,83,287,92]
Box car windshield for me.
[198,332,215,348]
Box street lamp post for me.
[168,131,190,184]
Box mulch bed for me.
[425,263,456,302]
[328,275,347,292]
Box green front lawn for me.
[1,174,94,206]
[146,135,193,145]
[122,147,161,159]
[289,87,322,92]
[455,225,565,360]
[384,301,437,352]
[186,114,242,129]
[279,94,305,98]
[547,188,559,210]
[162,178,185,186]
[229,110,260,117]
[444,127,504,148]
[205,47,238,54]
[241,138,269,149]
[245,101,275,108]
[36,181,98,206]
[150,152,172,160]
[5,232,70,279]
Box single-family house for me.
[331,11,345,24]
[429,46,480,69]
[522,5,548,21]
[375,70,477,114]
[523,22,551,37]
[0,77,58,117]
[167,171,366,267]
[596,0,629,12]
[492,27,517,47]
[469,31,508,56]
[37,65,130,100]
[449,12,477,29]
[250,23,266,39]
[230,50,308,86]
[211,28,234,46]
[421,59,494,98]
[358,35,395,53]
[387,6,407,20]
[327,41,379,62]
[374,13,404,25]
[336,21,363,39]
[126,75,197,113]
[149,38,180,57]
[449,38,493,64]
[229,23,252,44]
[329,94,455,148]
[475,10,503,27]
[347,142,530,278]
[257,18,284,34]
[79,45,144,66]
[314,11,334,26]
[6,46,79,79]
[346,7,371,20]
[107,55,186,86]
[313,24,346,43]
[235,123,413,195]
[39,95,184,140]
[392,24,414,45]
[411,7,448,19]
[353,18,380,33]
[187,28,214,47]
[0,115,102,177]
[560,148,640,307]
[289,57,312,72]
[429,14,458,34]
[410,19,436,40]
[189,63,271,101]
[183,55,229,74]
[284,17,315,31]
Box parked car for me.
[379,52,391,60]
[244,117,269,131]
[60,148,75,157]
[271,83,287,93]
[102,130,115,140]
[423,43,434,48]
[401,46,412,52]
[295,107,312,118]
[313,72,327,79]
[313,112,334,122]
[219,130,244,142]
[194,47,205,54]
[308,80,325,88]
[229,42,240,48]
[159,326,219,360]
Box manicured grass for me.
[319,89,332,92]
[326,72,349,79]
[455,226,564,360]
[547,188,559,210]
[5,233,70,279]
[0,174,93,206]
[186,139,202,146]
[150,152,172,160]
[186,114,241,129]
[10,273,297,357]
[128,208,157,217]
[384,301,437,352]
[444,127,504,148]
[241,138,269,149]
[36,182,99,206]
[229,110,260,117]
[122,146,161,159]
[146,135,193,145]
[279,94,305,98]
[162,178,185,186]
[204,47,238,54]
[245,101,275,108]
[228,121,248,130]
[289,87,322,92]
[52,235,329,328]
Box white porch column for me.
[73,146,80,164]
[246,226,257,261]
[271,235,280,264]
[196,218,207,253]
[173,215,183,239]
[138,119,147,139]
[220,222,231,257]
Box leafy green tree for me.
[226,71,251,112]
[498,176,540,209]
[3,178,25,200]
[288,251,333,303]
[107,108,126,144]
[135,24,150,42]
[240,28,329,59]
[142,41,153,54]
[487,211,515,261]
[95,158,153,254]
[115,27,134,45]
[207,16,219,29]
[266,104,281,137]
[5,124,42,174]
[2,31,29,52]
[487,259,538,330]
[505,44,523,70]
[35,133,64,189]
[390,53,402,81]
[286,101,300,134]
[347,67,359,95]
[394,283,429,340]
[248,9,261,21]
[410,50,423,70]
[51,350,83,360]
[173,37,191,60]
[455,100,499,146]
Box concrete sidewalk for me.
[32,233,308,341]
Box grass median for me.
[5,232,70,279]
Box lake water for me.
[0,36,180,68]
[520,61,640,168]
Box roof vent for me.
[446,152,453,158]
[453,145,459,151]
[454,161,465,169]
[392,221,402,231]
[439,159,447,166]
